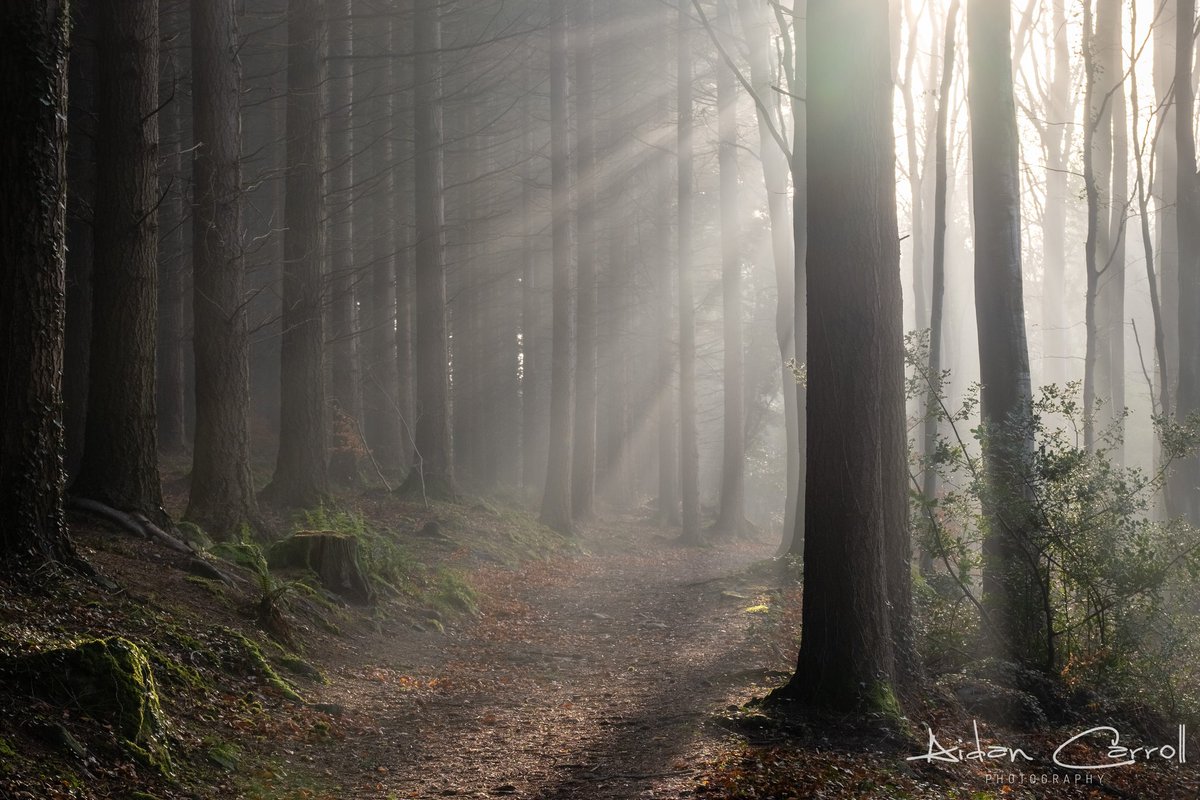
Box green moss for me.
[275,653,327,685]
[146,646,211,692]
[14,637,171,773]
[429,567,477,615]
[216,628,304,702]
[184,575,228,599]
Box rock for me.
[269,531,375,605]
[938,672,1045,728]
[14,637,170,771]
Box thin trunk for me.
[571,0,598,520]
[678,1,700,543]
[714,0,745,536]
[327,0,361,484]
[920,0,959,575]
[540,0,574,534]
[404,0,456,499]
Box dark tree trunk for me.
[571,0,598,520]
[969,0,1045,668]
[393,15,415,474]
[713,0,746,537]
[520,67,549,496]
[773,0,904,712]
[73,0,166,520]
[157,6,189,456]
[327,0,361,485]
[655,1,678,529]
[0,1,79,571]
[404,0,456,499]
[265,0,329,508]
[64,0,97,480]
[541,0,575,534]
[185,0,259,538]
[677,2,700,544]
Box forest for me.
[7,0,1200,797]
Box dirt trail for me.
[312,516,777,799]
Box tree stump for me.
[269,531,375,606]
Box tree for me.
[185,0,260,537]
[404,0,456,499]
[327,0,362,484]
[771,0,906,711]
[1173,0,1200,524]
[571,0,599,520]
[968,0,1045,666]
[540,0,575,534]
[0,1,78,571]
[736,0,799,552]
[678,0,701,544]
[264,0,330,508]
[713,0,747,537]
[73,0,166,521]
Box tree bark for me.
[1174,0,1200,523]
[571,0,598,520]
[772,0,904,711]
[74,0,166,521]
[713,0,746,537]
[0,0,79,571]
[185,0,259,538]
[404,0,456,499]
[327,0,361,485]
[678,2,700,544]
[969,0,1045,667]
[540,0,575,534]
[264,0,330,508]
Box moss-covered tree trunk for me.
[0,0,78,571]
[73,0,166,522]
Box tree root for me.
[67,497,194,555]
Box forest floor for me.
[4,493,1200,799]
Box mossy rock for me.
[13,637,171,771]
[269,531,375,605]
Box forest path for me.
[311,513,778,799]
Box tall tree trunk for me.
[571,0,598,520]
[404,0,456,499]
[393,15,415,474]
[327,0,361,485]
[678,1,700,544]
[64,0,97,479]
[1041,0,1071,386]
[158,6,189,456]
[74,0,166,520]
[540,0,574,534]
[1174,0,1200,523]
[739,0,799,551]
[265,0,329,508]
[772,0,904,712]
[969,0,1046,668]
[519,66,547,496]
[0,0,79,571]
[713,0,746,537]
[786,0,809,558]
[920,0,959,576]
[362,17,401,472]
[186,0,259,537]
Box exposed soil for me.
[302,515,776,799]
